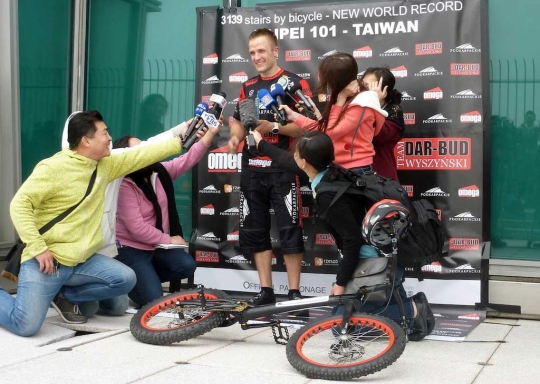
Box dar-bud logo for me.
[203,53,218,65]
[229,72,248,83]
[451,63,480,76]
[395,138,472,170]
[316,233,335,246]
[208,145,242,173]
[391,65,407,78]
[450,238,481,251]
[415,42,443,56]
[424,87,443,100]
[200,204,215,216]
[285,49,311,62]
[353,46,372,58]
[404,113,416,125]
[459,185,480,197]
[460,111,482,124]
[195,251,219,263]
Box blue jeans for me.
[116,246,196,307]
[77,293,130,317]
[0,254,136,337]
[349,164,374,176]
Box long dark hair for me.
[314,53,367,132]
[361,67,402,105]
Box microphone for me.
[183,102,209,143]
[182,109,221,150]
[283,76,315,113]
[239,99,258,150]
[183,92,228,150]
[258,89,287,126]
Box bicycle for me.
[130,238,409,380]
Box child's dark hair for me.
[113,135,133,149]
[361,67,402,105]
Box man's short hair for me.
[67,110,104,150]
[248,28,278,47]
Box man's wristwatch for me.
[271,122,280,134]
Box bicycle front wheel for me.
[286,313,406,380]
[130,289,229,345]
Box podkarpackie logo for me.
[415,66,443,77]
[380,47,408,57]
[199,184,221,194]
[203,53,218,65]
[353,46,373,58]
[391,65,407,78]
[200,204,215,216]
[450,238,481,251]
[401,91,416,101]
[404,113,416,125]
[318,49,338,60]
[451,43,481,53]
[451,63,480,76]
[222,53,249,63]
[221,206,240,216]
[421,187,450,197]
[208,146,242,173]
[450,212,481,222]
[229,71,248,83]
[395,138,471,170]
[225,255,251,264]
[195,251,219,263]
[415,42,443,55]
[197,232,221,242]
[451,89,482,99]
[459,185,480,197]
[202,75,222,84]
[285,50,311,62]
[460,110,482,123]
[424,87,443,100]
[423,113,452,124]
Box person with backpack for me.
[360,67,405,182]
[250,129,435,340]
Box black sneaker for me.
[51,295,88,324]
[287,291,310,318]
[248,290,276,306]
[409,292,434,341]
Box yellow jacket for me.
[10,138,181,266]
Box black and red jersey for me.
[233,68,312,173]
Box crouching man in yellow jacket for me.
[1,110,185,336]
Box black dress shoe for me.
[413,292,435,335]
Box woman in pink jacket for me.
[281,52,387,176]
[113,126,218,307]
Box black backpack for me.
[315,171,446,279]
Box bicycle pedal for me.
[271,323,290,345]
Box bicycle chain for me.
[170,300,249,313]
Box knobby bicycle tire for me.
[130,289,229,345]
[286,313,406,380]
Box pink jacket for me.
[116,140,208,250]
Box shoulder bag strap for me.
[38,168,98,235]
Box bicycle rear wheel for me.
[286,313,406,380]
[130,289,229,345]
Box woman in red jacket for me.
[281,52,387,176]
[360,67,405,182]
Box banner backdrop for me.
[193,0,488,304]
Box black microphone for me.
[183,92,228,150]
[183,102,209,143]
[278,76,315,114]
[239,98,258,150]
[182,108,221,150]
